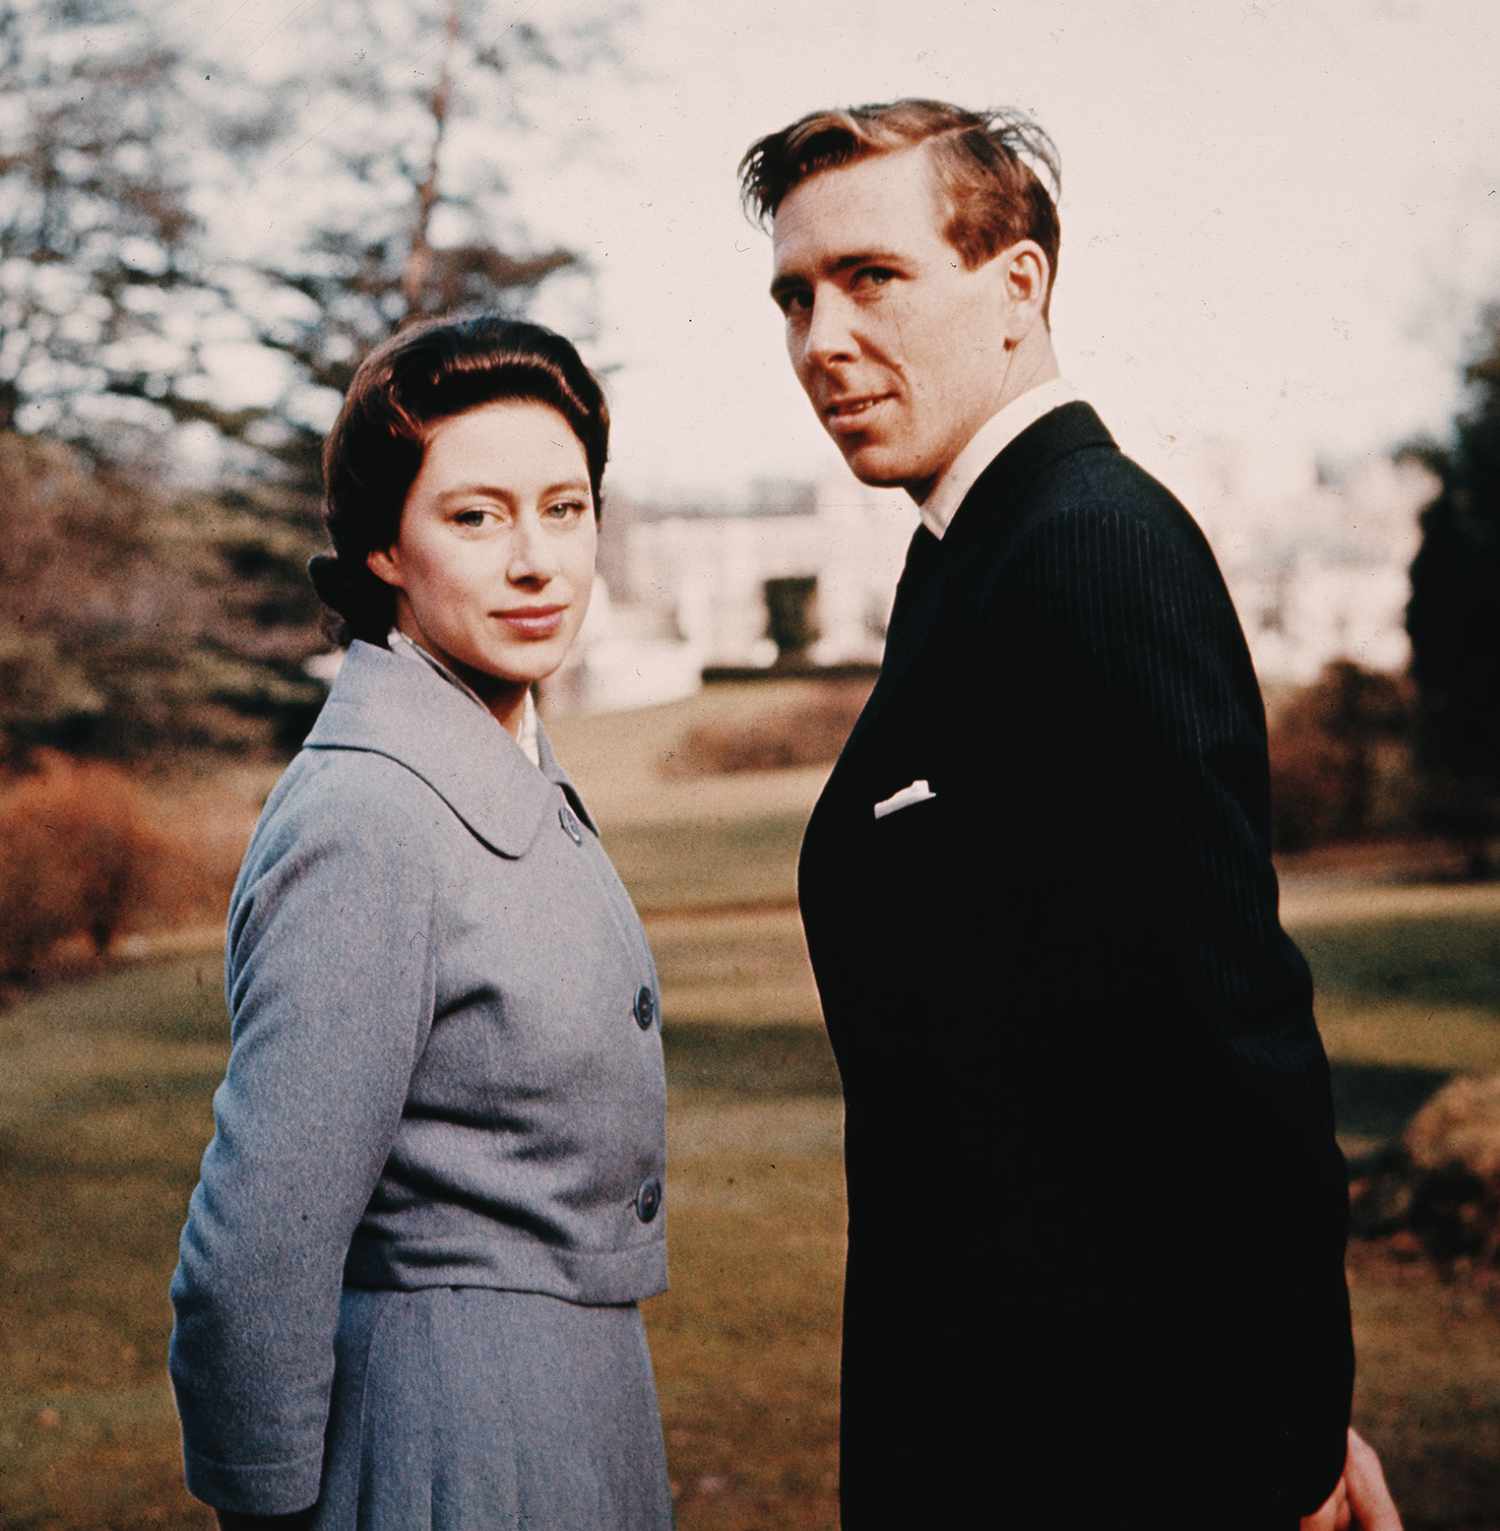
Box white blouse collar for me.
[386,627,540,768]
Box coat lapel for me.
[304,641,569,858]
[535,716,598,836]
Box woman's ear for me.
[366,546,402,590]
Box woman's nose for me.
[507,515,559,583]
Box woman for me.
[169,316,672,1530]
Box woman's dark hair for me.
[310,314,610,646]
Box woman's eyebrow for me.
[433,482,514,503]
[433,480,591,503]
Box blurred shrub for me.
[1352,1074,1500,1275]
[0,753,156,977]
[0,430,325,764]
[667,680,871,776]
[1267,661,1416,851]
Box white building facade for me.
[562,447,1436,713]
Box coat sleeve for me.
[169,756,439,1515]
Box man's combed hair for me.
[739,99,1062,316]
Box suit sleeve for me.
[989,496,1352,1513]
[168,759,439,1515]
[994,496,1312,1043]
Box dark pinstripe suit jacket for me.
[797,403,1353,1528]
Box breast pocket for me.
[872,777,938,821]
[864,778,952,910]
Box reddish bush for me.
[1268,720,1352,852]
[1267,662,1415,852]
[0,753,155,976]
[667,680,871,777]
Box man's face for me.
[770,147,1015,501]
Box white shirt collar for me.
[916,377,1079,540]
[386,627,540,768]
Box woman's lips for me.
[494,605,567,639]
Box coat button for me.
[558,804,583,844]
[635,1175,662,1223]
[633,984,656,1030]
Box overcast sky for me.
[203,0,1500,506]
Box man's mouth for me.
[824,394,891,430]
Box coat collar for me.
[304,640,596,858]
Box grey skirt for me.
[312,1286,673,1529]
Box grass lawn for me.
[4,680,1500,1528]
[5,885,1500,1528]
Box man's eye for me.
[777,290,811,317]
[453,508,495,527]
[545,499,590,520]
[854,267,894,289]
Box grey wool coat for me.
[169,640,671,1526]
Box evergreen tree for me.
[0,0,273,459]
[1405,307,1500,875]
[0,429,324,761]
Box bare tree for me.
[185,0,629,500]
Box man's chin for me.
[836,442,915,493]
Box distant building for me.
[1165,445,1435,683]
[611,473,911,670]
[547,576,702,715]
[564,444,1438,714]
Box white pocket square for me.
[873,779,937,819]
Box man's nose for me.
[802,289,857,368]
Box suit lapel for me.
[830,402,1118,792]
[835,524,945,770]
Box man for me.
[739,101,1397,1529]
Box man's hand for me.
[1300,1428,1403,1531]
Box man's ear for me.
[367,546,403,590]
[999,239,1050,343]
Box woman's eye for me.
[453,509,491,527]
[545,499,590,520]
